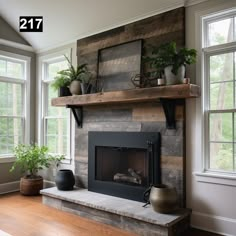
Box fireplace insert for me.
[88,131,161,202]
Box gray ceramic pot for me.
[69,80,81,95]
[149,184,178,213]
[164,65,185,85]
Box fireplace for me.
[88,131,161,202]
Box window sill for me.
[194,171,236,187]
[61,158,72,165]
[0,156,16,163]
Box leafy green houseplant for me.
[51,72,72,97]
[10,144,64,195]
[146,42,197,85]
[51,55,90,96]
[62,55,89,95]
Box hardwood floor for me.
[0,192,222,236]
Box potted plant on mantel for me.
[51,71,72,97]
[10,144,64,196]
[51,55,90,96]
[146,41,197,85]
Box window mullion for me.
[233,17,235,42]
[42,76,48,147]
[233,51,236,172]
[233,113,235,172]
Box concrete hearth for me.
[41,187,191,236]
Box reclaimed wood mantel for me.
[51,84,200,128]
[51,84,200,107]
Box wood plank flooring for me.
[0,192,222,236]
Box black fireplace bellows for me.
[88,131,161,202]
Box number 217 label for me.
[19,16,43,32]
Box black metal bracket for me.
[160,98,176,129]
[66,105,83,128]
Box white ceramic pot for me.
[164,65,185,85]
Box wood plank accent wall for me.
[77,7,185,79]
[75,7,186,207]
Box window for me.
[0,51,30,157]
[202,9,236,173]
[41,54,71,160]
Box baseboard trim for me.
[0,181,20,194]
[191,211,236,236]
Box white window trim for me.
[37,48,73,164]
[0,50,31,163]
[194,4,236,184]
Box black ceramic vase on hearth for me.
[55,169,75,191]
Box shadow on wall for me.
[191,194,217,231]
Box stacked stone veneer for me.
[74,101,185,206]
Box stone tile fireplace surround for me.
[75,102,185,206]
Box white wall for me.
[186,0,236,235]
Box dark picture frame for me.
[97,39,143,92]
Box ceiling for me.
[0,0,199,52]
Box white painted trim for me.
[194,172,236,186]
[25,53,31,144]
[191,211,236,236]
[36,0,185,53]
[0,50,31,61]
[0,181,20,194]
[0,38,34,52]
[185,0,209,7]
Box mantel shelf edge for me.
[51,84,200,107]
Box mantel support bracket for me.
[160,98,176,129]
[66,105,83,128]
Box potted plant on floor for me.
[10,144,64,196]
[145,41,197,85]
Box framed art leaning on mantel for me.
[97,39,143,92]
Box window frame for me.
[38,48,72,163]
[202,9,236,175]
[0,50,31,162]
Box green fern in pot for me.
[51,55,89,96]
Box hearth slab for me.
[41,187,191,236]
